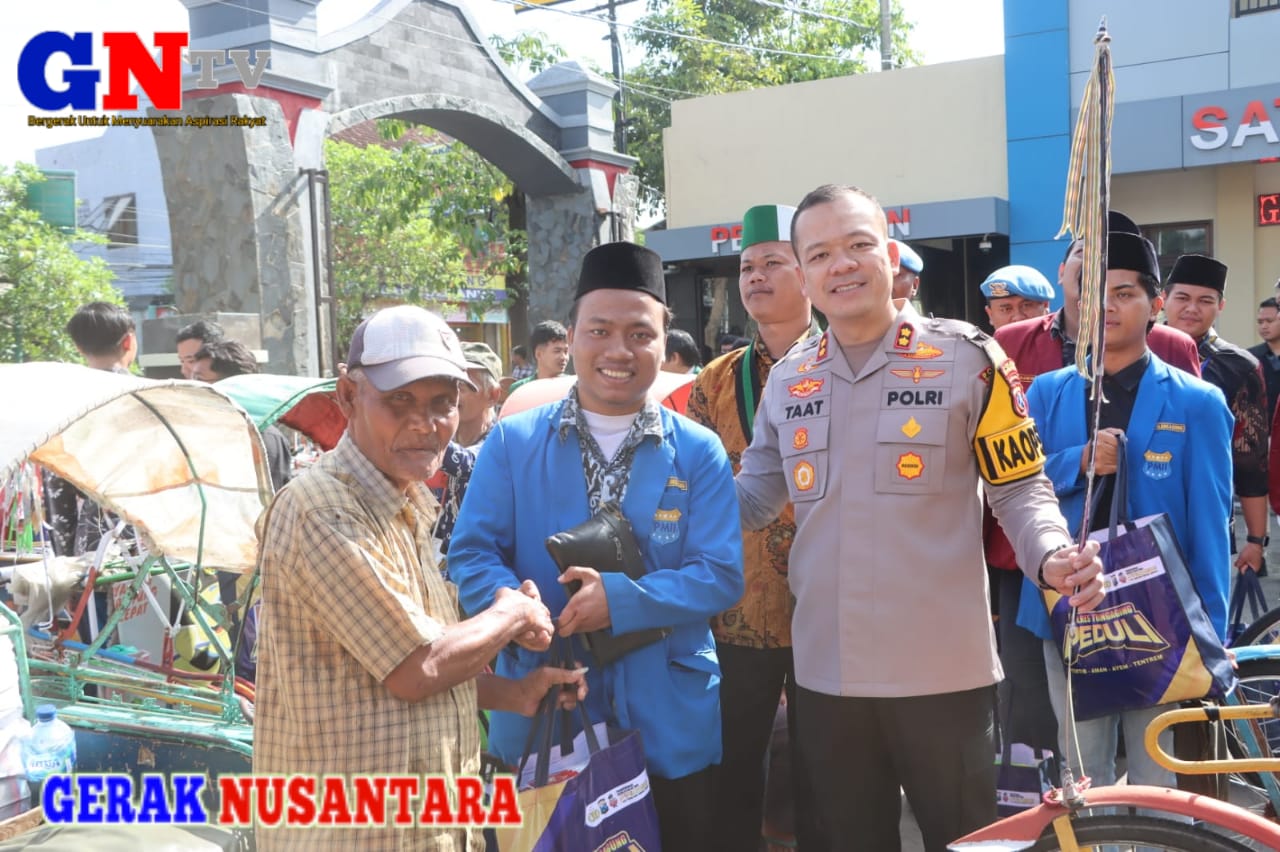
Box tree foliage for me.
[325,127,526,344]
[0,164,120,363]
[623,0,919,210]
[490,30,568,78]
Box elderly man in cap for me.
[1016,232,1233,794]
[981,265,1053,331]
[254,305,585,852]
[449,243,745,852]
[687,204,824,851]
[429,341,505,565]
[1164,254,1271,576]
[892,239,923,301]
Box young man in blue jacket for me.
[1017,230,1233,791]
[449,242,745,852]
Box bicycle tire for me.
[1029,814,1253,851]
[1232,604,1280,646]
[1223,656,1280,813]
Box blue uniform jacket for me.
[1015,355,1234,642]
[448,401,745,780]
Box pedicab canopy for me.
[215,373,344,450]
[0,363,272,572]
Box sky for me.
[0,0,1004,167]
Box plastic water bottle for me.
[21,705,75,784]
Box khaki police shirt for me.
[736,302,1072,698]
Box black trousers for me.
[650,766,714,852]
[995,569,1059,753]
[795,685,996,852]
[710,643,825,851]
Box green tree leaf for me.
[325,133,526,345]
[0,164,122,363]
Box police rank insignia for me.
[897,341,944,360]
[793,427,810,450]
[816,333,829,362]
[792,460,816,491]
[998,360,1028,416]
[889,366,945,384]
[901,417,922,439]
[1143,450,1172,480]
[788,378,824,399]
[896,452,924,480]
[894,323,914,350]
[652,508,682,544]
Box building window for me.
[1237,0,1280,15]
[1144,220,1213,281]
[102,193,137,247]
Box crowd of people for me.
[42,181,1280,852]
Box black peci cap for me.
[1167,253,1228,294]
[574,242,667,305]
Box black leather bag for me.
[544,504,671,666]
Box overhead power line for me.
[745,0,877,31]
[501,0,859,63]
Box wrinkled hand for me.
[494,581,554,651]
[1041,540,1105,612]
[1083,428,1123,476]
[1235,542,1265,574]
[512,666,589,717]
[557,566,611,636]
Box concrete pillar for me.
[151,93,308,373]
[525,61,640,324]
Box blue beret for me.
[980,265,1054,302]
[895,241,923,274]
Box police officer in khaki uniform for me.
[735,185,1105,852]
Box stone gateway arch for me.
[152,0,635,373]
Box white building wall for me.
[1069,0,1280,105]
[35,128,172,307]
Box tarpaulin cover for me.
[0,363,270,572]
[215,373,344,450]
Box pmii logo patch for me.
[17,32,270,111]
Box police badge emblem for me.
[652,508,682,544]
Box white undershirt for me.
[581,409,639,461]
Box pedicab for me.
[0,362,276,844]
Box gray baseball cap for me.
[346,306,477,392]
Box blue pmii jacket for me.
[448,401,745,779]
[1015,354,1234,642]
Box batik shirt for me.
[687,326,819,648]
[1198,330,1270,499]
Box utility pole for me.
[879,0,893,71]
[607,0,627,154]
[514,0,634,153]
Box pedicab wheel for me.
[1232,605,1280,646]
[1030,814,1251,851]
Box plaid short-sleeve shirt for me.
[254,435,480,851]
